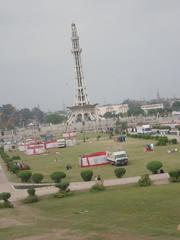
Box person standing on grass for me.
[97,175,103,184]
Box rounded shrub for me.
[50,171,66,183]
[23,195,38,204]
[138,174,152,187]
[9,163,19,174]
[23,188,38,204]
[18,170,32,182]
[32,173,44,183]
[146,161,163,174]
[56,180,70,192]
[169,170,180,182]
[27,188,36,196]
[80,170,93,181]
[114,167,126,178]
[0,192,11,202]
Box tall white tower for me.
[67,23,100,124]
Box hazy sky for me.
[0,0,180,111]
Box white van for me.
[106,151,128,166]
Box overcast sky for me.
[0,0,180,111]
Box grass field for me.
[5,136,180,183]
[0,184,180,240]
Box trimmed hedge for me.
[18,170,32,182]
[169,170,180,182]
[114,167,126,178]
[23,188,38,204]
[128,134,177,146]
[0,192,14,208]
[146,161,163,174]
[50,171,66,183]
[32,173,44,183]
[138,174,151,187]
[80,170,93,181]
[55,180,69,192]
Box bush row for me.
[0,148,30,174]
[127,134,177,146]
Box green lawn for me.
[5,137,180,182]
[0,184,180,240]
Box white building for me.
[96,104,128,116]
[172,111,180,116]
[141,103,164,113]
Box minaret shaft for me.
[67,23,101,124]
[71,23,89,106]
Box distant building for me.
[172,111,180,116]
[141,103,164,113]
[96,104,128,116]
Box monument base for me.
[67,104,101,124]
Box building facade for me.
[141,103,164,113]
[96,104,128,116]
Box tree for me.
[45,113,66,124]
[123,99,144,116]
[172,101,180,111]
[115,120,127,134]
[0,104,17,129]
[32,107,44,123]
[18,108,33,126]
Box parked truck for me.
[106,151,128,166]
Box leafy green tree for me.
[45,113,66,124]
[172,101,180,111]
[0,104,17,129]
[31,107,44,123]
[123,99,144,116]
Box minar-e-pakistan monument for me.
[67,23,101,124]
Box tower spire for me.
[71,23,89,106]
[67,23,101,124]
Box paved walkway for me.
[0,163,170,202]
